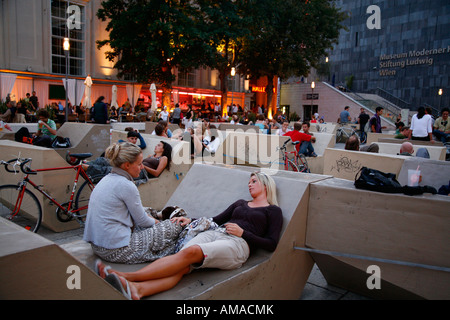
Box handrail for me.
[375,87,411,110]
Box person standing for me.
[409,106,432,141]
[171,104,181,125]
[357,108,370,132]
[159,106,169,122]
[92,96,110,124]
[369,107,384,133]
[339,106,351,124]
[29,91,39,111]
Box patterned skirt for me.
[91,219,184,264]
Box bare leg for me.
[133,267,190,298]
[108,245,204,282]
[192,134,203,156]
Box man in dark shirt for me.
[369,107,384,133]
[358,108,370,132]
[29,91,39,111]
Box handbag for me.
[354,167,403,193]
[51,136,71,148]
[354,167,437,195]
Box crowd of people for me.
[337,105,450,145]
[82,142,282,299]
[3,92,449,299]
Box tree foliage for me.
[96,0,347,111]
[239,0,347,115]
[97,0,212,106]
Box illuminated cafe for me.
[0,0,278,120]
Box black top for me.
[213,199,283,252]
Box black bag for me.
[354,167,403,193]
[51,136,71,148]
[354,167,437,196]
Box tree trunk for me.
[162,85,172,112]
[161,64,173,112]
[265,74,275,119]
[219,70,228,117]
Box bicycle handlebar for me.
[1,158,37,175]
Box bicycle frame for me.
[19,164,94,215]
[282,150,298,170]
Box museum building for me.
[328,0,450,111]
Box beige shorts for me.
[182,229,250,270]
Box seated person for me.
[83,141,172,181]
[416,148,430,159]
[254,114,269,133]
[394,126,410,139]
[0,101,17,123]
[397,141,414,156]
[283,122,317,157]
[33,109,57,148]
[397,142,429,158]
[276,121,291,136]
[83,142,184,264]
[152,120,172,138]
[119,127,146,150]
[153,123,168,138]
[433,108,450,143]
[345,135,379,153]
[201,125,221,155]
[142,141,172,178]
[95,172,283,300]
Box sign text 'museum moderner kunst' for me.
[378,47,449,76]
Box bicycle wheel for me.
[286,159,299,172]
[0,185,42,232]
[74,175,103,224]
[297,154,310,173]
[358,130,367,144]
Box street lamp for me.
[438,88,443,110]
[63,37,70,123]
[230,67,236,109]
[311,82,315,120]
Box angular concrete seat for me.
[306,177,450,299]
[64,164,331,300]
[0,217,124,300]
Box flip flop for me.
[94,259,112,279]
[105,273,132,300]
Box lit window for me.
[51,0,85,76]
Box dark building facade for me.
[329,0,450,111]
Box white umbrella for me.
[111,85,119,109]
[126,84,142,108]
[83,75,92,109]
[150,83,157,111]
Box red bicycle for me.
[269,138,310,173]
[0,153,101,232]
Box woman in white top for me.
[83,142,184,264]
[409,107,433,141]
[159,106,169,122]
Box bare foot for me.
[117,275,140,300]
[95,260,113,279]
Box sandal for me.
[105,273,132,300]
[94,259,112,279]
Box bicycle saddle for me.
[291,141,300,145]
[70,153,93,160]
[66,152,93,165]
